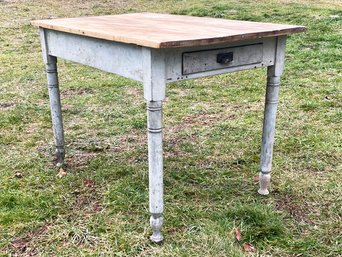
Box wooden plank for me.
[31,13,306,48]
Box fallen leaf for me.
[253,175,259,183]
[93,202,103,212]
[57,168,67,178]
[242,242,256,252]
[11,239,29,252]
[234,228,242,241]
[84,180,94,187]
[14,172,23,178]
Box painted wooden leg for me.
[258,36,287,195]
[258,72,280,195]
[147,101,164,243]
[45,56,65,166]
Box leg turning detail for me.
[150,214,164,243]
[45,56,65,167]
[147,101,164,242]
[259,74,280,195]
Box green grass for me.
[0,0,341,256]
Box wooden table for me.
[31,13,306,243]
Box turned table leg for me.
[147,101,164,243]
[142,47,166,242]
[259,72,280,195]
[40,28,65,167]
[258,36,286,195]
[45,56,65,166]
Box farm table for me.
[31,13,305,243]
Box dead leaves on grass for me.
[234,228,257,253]
[83,179,94,188]
[11,224,49,256]
[242,242,256,252]
[57,168,67,178]
[253,175,259,183]
[234,228,242,241]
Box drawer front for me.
[182,43,263,75]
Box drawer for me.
[182,43,263,75]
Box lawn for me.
[0,0,341,256]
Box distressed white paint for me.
[258,36,287,195]
[142,48,166,101]
[44,30,277,86]
[45,30,144,82]
[164,37,276,82]
[147,101,164,243]
[143,49,166,242]
[40,29,65,166]
[38,26,292,241]
[182,43,263,74]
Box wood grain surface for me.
[31,13,306,48]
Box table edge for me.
[31,19,307,49]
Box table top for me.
[31,13,306,48]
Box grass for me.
[0,0,341,256]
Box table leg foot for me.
[258,172,270,195]
[55,147,65,167]
[150,214,164,243]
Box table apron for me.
[44,29,278,85]
[44,29,144,82]
[164,37,277,83]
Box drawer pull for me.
[217,52,234,64]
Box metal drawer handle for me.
[217,52,234,64]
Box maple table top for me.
[31,13,306,48]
